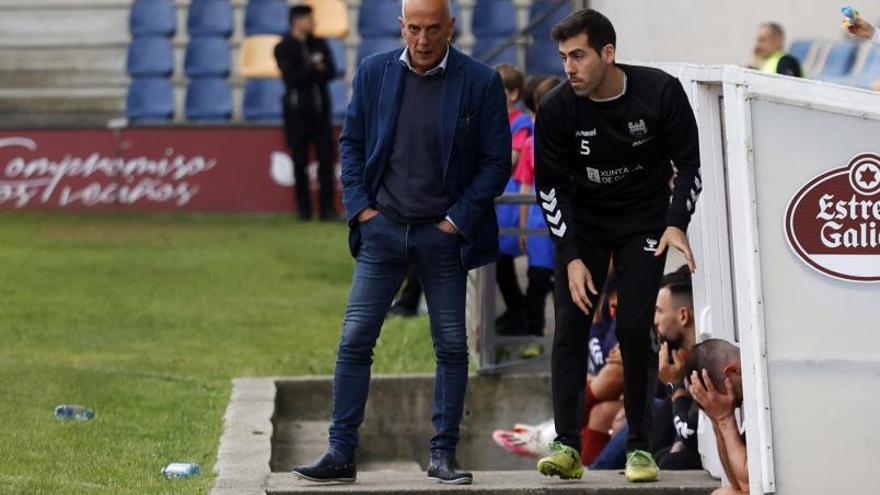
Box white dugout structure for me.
[467,64,880,494]
[660,64,880,494]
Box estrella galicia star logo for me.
[857,164,879,189]
[849,156,880,196]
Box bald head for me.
[401,0,452,20]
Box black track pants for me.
[551,229,666,454]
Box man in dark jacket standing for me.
[290,0,511,486]
[274,5,337,220]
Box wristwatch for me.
[666,381,686,396]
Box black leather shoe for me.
[291,452,356,483]
[427,450,473,485]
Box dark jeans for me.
[394,263,422,312]
[552,228,665,454]
[285,113,335,219]
[328,213,468,459]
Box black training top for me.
[534,64,702,265]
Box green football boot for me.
[536,441,584,480]
[624,449,658,482]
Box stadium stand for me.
[527,39,565,75]
[187,0,235,38]
[357,37,404,65]
[243,78,285,121]
[304,0,351,39]
[528,0,571,39]
[525,0,571,74]
[185,37,232,79]
[126,36,174,78]
[244,0,290,36]
[789,39,812,68]
[856,46,880,89]
[330,79,350,123]
[816,40,859,83]
[240,35,284,79]
[186,78,233,121]
[130,0,177,37]
[5,0,877,127]
[472,0,518,38]
[473,38,519,66]
[327,38,348,78]
[126,77,175,121]
[357,0,402,38]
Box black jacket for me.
[274,35,336,119]
[534,65,702,265]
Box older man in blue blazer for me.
[291,0,511,486]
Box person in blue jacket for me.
[291,0,511,486]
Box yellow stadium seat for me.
[304,0,350,39]
[240,34,282,79]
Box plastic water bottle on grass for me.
[54,405,95,420]
[162,463,200,479]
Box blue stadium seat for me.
[244,0,290,36]
[185,37,231,78]
[358,0,402,38]
[526,39,563,75]
[329,79,349,123]
[472,38,518,66]
[130,0,176,37]
[788,39,812,68]
[186,78,232,121]
[450,1,461,37]
[855,47,880,89]
[472,0,517,38]
[188,0,234,38]
[528,0,571,39]
[327,38,347,78]
[126,36,174,77]
[357,37,402,66]
[360,0,459,38]
[817,41,859,82]
[243,78,285,121]
[127,78,174,121]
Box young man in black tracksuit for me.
[274,5,337,221]
[534,9,701,482]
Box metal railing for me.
[479,0,574,67]
[469,193,553,374]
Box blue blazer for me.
[339,46,512,270]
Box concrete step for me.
[0,88,124,127]
[0,71,128,90]
[0,44,126,73]
[266,470,719,494]
[0,6,129,44]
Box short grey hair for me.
[400,0,452,19]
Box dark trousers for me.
[328,213,468,459]
[552,228,666,454]
[394,263,422,311]
[526,266,554,335]
[495,255,524,313]
[285,112,336,219]
[656,444,703,470]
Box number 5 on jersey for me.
[580,139,591,156]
